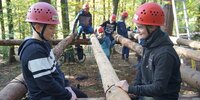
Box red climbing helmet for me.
[110,14,116,21]
[121,11,128,18]
[97,26,104,33]
[82,3,89,9]
[133,2,164,26]
[26,2,59,24]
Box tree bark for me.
[0,0,5,39]
[112,32,200,90]
[61,0,70,37]
[170,36,200,49]
[161,0,174,36]
[0,38,90,46]
[112,0,119,15]
[0,34,76,100]
[90,35,131,100]
[6,0,16,63]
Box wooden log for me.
[90,35,131,100]
[170,36,200,49]
[180,65,200,90]
[0,74,27,100]
[174,46,200,61]
[112,32,200,90]
[0,34,76,100]
[0,38,90,46]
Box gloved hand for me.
[65,87,77,100]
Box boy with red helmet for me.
[96,26,111,59]
[72,3,94,39]
[18,2,87,100]
[100,14,117,48]
[116,3,181,100]
[117,11,129,61]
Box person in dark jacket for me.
[115,2,182,100]
[100,14,117,47]
[72,3,94,39]
[18,2,87,100]
[117,11,130,61]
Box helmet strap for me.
[31,23,47,41]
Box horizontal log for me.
[90,35,131,100]
[180,65,200,90]
[0,38,90,46]
[112,32,200,90]
[170,36,200,49]
[174,46,200,61]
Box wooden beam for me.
[0,38,90,46]
[112,32,200,91]
[90,35,131,100]
[170,36,200,49]
[0,34,76,100]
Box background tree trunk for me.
[0,0,5,39]
[61,0,70,37]
[162,0,174,36]
[103,0,106,21]
[6,0,16,63]
[92,0,95,27]
[38,0,51,3]
[112,0,119,15]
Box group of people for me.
[18,1,182,100]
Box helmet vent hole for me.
[35,18,38,20]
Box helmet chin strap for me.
[31,23,47,41]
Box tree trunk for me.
[6,0,16,63]
[112,32,200,90]
[61,0,70,37]
[90,35,131,100]
[112,0,119,15]
[162,0,174,36]
[0,34,76,100]
[103,0,106,21]
[92,0,95,27]
[0,38,90,46]
[0,0,5,39]
[180,65,200,90]
[170,36,200,49]
[38,0,51,3]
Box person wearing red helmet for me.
[117,11,130,61]
[116,3,181,100]
[100,14,117,48]
[96,26,111,59]
[18,2,87,100]
[72,3,94,39]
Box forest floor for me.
[0,44,199,99]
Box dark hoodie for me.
[18,38,71,100]
[128,28,182,100]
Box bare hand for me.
[115,80,129,92]
[65,87,77,100]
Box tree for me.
[0,0,5,39]
[39,0,51,3]
[112,0,119,15]
[61,0,70,37]
[162,0,174,36]
[6,0,16,63]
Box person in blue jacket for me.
[115,3,182,100]
[96,26,111,60]
[117,11,129,61]
[72,3,94,39]
[18,2,87,100]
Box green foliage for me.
[0,0,199,40]
[0,46,9,59]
